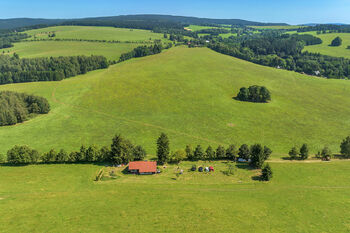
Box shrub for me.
[299,144,309,160]
[261,163,273,181]
[288,147,298,160]
[170,150,186,164]
[7,145,40,164]
[340,136,350,157]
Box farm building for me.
[128,161,157,175]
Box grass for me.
[0,41,142,61]
[185,25,220,31]
[1,161,350,232]
[24,26,167,42]
[0,47,350,156]
[302,32,350,58]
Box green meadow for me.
[24,26,166,42]
[0,40,141,61]
[1,161,350,232]
[302,32,350,58]
[185,25,220,31]
[0,46,350,156]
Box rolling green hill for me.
[302,32,350,58]
[0,46,349,156]
[24,26,166,42]
[0,41,141,61]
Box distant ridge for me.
[0,14,288,29]
[300,23,349,26]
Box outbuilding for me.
[128,161,157,175]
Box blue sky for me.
[2,0,350,25]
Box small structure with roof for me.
[128,161,157,175]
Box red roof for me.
[128,161,157,173]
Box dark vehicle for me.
[198,167,203,172]
[191,165,197,171]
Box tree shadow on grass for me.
[235,162,256,170]
[251,175,261,181]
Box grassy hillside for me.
[1,161,350,232]
[0,41,141,61]
[0,47,349,156]
[24,26,166,42]
[302,32,350,58]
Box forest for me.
[0,54,109,84]
[119,42,172,62]
[0,91,50,126]
[208,33,350,79]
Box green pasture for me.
[24,26,166,42]
[0,47,349,156]
[302,32,350,58]
[0,41,141,61]
[1,161,350,232]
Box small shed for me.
[128,161,157,175]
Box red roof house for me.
[128,161,157,175]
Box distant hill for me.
[0,14,288,30]
[301,23,349,26]
[0,18,68,29]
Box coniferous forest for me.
[0,54,109,84]
[0,91,50,126]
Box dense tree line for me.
[0,91,50,126]
[0,54,109,84]
[208,41,350,79]
[5,134,146,165]
[297,24,350,33]
[197,28,230,35]
[236,85,271,103]
[0,31,29,49]
[119,42,172,62]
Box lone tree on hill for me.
[331,36,342,46]
[261,163,273,181]
[156,133,170,164]
[340,136,350,157]
[299,144,309,160]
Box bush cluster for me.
[236,85,271,103]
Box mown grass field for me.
[0,46,350,156]
[1,161,350,232]
[24,26,166,42]
[0,41,141,61]
[302,32,350,58]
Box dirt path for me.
[51,84,228,145]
